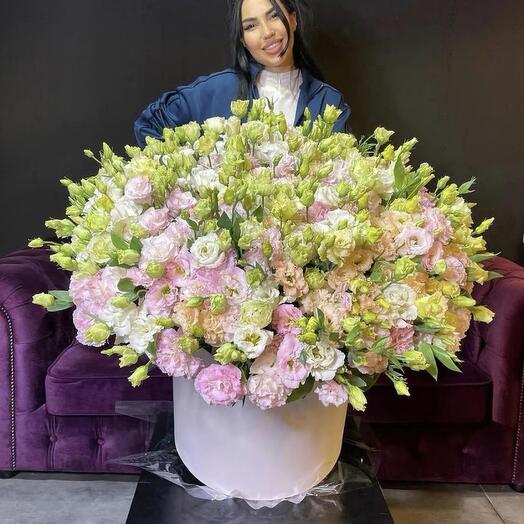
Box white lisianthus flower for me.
[127,312,163,355]
[315,185,342,207]
[247,370,289,410]
[140,233,179,267]
[255,141,288,165]
[252,283,280,305]
[234,325,273,359]
[325,210,357,229]
[190,232,225,268]
[99,304,139,338]
[306,341,345,381]
[110,198,143,224]
[189,167,225,194]
[395,226,433,257]
[202,117,226,134]
[383,283,417,326]
[374,164,395,199]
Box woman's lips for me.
[264,40,283,55]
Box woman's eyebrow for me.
[242,7,275,24]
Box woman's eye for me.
[271,12,279,19]
[243,24,254,31]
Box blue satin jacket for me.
[134,61,351,147]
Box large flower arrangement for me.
[31,99,496,411]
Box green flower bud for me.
[119,348,139,368]
[471,305,495,323]
[336,181,352,197]
[45,218,75,238]
[194,199,213,220]
[323,104,342,125]
[433,259,447,275]
[348,385,367,411]
[85,211,110,233]
[155,317,176,328]
[402,350,428,371]
[373,127,395,145]
[474,218,494,235]
[394,257,417,280]
[114,173,128,189]
[439,184,459,205]
[118,249,140,266]
[128,223,149,239]
[246,266,266,287]
[28,237,45,248]
[304,268,325,290]
[299,332,318,345]
[215,343,247,365]
[186,296,205,308]
[262,240,273,258]
[231,100,249,119]
[394,381,410,396]
[451,296,476,308]
[179,336,199,354]
[306,317,320,332]
[145,262,165,278]
[32,293,56,309]
[209,294,228,314]
[362,311,377,323]
[436,176,450,190]
[111,296,131,308]
[128,363,151,388]
[85,322,111,344]
[49,253,77,271]
[77,260,100,276]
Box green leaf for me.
[117,277,135,293]
[348,376,367,388]
[129,236,143,253]
[111,232,129,250]
[488,271,504,280]
[186,218,200,232]
[393,156,406,191]
[470,252,499,262]
[431,345,462,373]
[458,177,476,195]
[47,301,74,312]
[286,376,315,404]
[419,341,438,380]
[217,212,231,230]
[253,206,264,223]
[48,290,72,302]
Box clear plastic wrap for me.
[112,401,381,510]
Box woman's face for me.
[241,0,297,73]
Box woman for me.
[134,0,351,147]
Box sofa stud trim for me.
[512,357,524,483]
[0,304,15,471]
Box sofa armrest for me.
[0,247,74,469]
[461,256,524,429]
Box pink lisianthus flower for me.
[423,207,453,243]
[395,226,433,257]
[314,381,349,407]
[165,247,193,287]
[443,256,467,286]
[355,352,389,375]
[73,307,97,345]
[139,206,170,236]
[389,326,415,354]
[275,334,310,389]
[421,240,444,271]
[194,364,247,406]
[143,279,179,317]
[156,328,204,378]
[274,153,298,178]
[247,370,290,410]
[166,190,197,216]
[418,187,434,208]
[127,267,155,288]
[124,176,153,205]
[272,304,302,335]
[308,201,331,222]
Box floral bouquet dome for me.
[31,99,496,500]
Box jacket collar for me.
[248,60,323,126]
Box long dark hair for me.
[228,0,325,99]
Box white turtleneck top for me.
[256,68,303,126]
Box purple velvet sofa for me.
[1,247,523,490]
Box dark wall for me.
[1,0,523,262]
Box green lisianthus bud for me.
[306,317,320,332]
[348,385,367,412]
[322,104,342,125]
[471,305,495,323]
[111,296,131,309]
[128,363,151,388]
[262,240,273,258]
[186,296,205,308]
[187,325,204,338]
[179,336,199,354]
[128,223,148,240]
[436,176,450,191]
[209,294,228,314]
[185,122,201,144]
[362,311,377,323]
[114,173,128,189]
[451,296,476,308]
[45,218,75,238]
[194,199,213,219]
[336,181,352,198]
[474,218,494,235]
[439,184,459,205]
[85,211,110,233]
[441,281,460,298]
[119,348,139,368]
[225,116,241,136]
[28,237,45,248]
[299,332,318,345]
[394,257,417,280]
[155,317,176,328]
[215,343,247,365]
[223,188,235,205]
[60,177,74,187]
[373,127,395,145]
[342,317,360,333]
[304,268,325,290]
[300,190,315,208]
[49,253,77,271]
[77,260,99,276]
[402,350,428,371]
[231,100,249,119]
[85,322,111,344]
[96,194,113,212]
[32,293,56,308]
[145,262,165,278]
[118,249,140,266]
[394,381,410,396]
[433,259,447,275]
[246,266,266,287]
